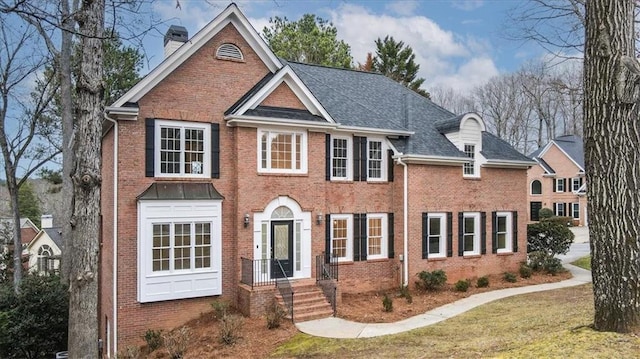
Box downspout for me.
[396,155,409,287]
[103,111,118,357]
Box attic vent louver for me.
[216,43,243,61]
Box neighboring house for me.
[26,215,62,274]
[0,217,39,271]
[100,4,534,355]
[527,135,587,225]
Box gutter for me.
[102,110,119,357]
[396,155,409,287]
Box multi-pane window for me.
[555,203,566,217]
[495,212,512,253]
[151,221,213,272]
[463,213,480,255]
[332,138,349,179]
[428,214,446,258]
[571,177,582,192]
[156,120,210,177]
[259,130,306,173]
[330,215,351,261]
[368,140,383,179]
[368,216,383,258]
[37,245,54,273]
[556,178,565,192]
[531,180,542,195]
[572,203,580,219]
[463,144,475,176]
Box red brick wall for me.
[261,82,306,109]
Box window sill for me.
[462,254,482,259]
[496,252,514,256]
[426,256,447,261]
[463,176,481,181]
[257,172,308,177]
[366,257,389,263]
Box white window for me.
[331,136,352,180]
[556,178,565,192]
[555,203,566,217]
[367,140,385,180]
[427,213,446,258]
[155,120,210,178]
[330,214,353,262]
[571,178,582,192]
[258,130,307,174]
[138,200,222,303]
[367,214,388,260]
[37,245,54,273]
[572,203,580,219]
[462,212,480,256]
[463,144,476,177]
[495,212,512,253]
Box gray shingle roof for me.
[554,135,584,169]
[481,132,535,162]
[43,227,63,250]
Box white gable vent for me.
[216,43,243,61]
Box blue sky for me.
[143,0,546,94]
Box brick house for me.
[100,4,534,355]
[527,135,587,226]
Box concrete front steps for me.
[275,279,334,322]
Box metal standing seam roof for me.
[137,183,224,201]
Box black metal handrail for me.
[315,253,338,316]
[274,260,294,322]
[240,257,277,288]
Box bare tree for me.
[584,0,640,333]
[428,85,475,114]
[0,19,60,289]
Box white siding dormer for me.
[444,113,487,178]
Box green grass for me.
[271,284,640,358]
[572,255,592,270]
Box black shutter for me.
[563,179,567,192]
[422,213,429,259]
[353,136,362,181]
[491,211,498,254]
[553,202,557,216]
[446,212,453,257]
[145,118,155,177]
[211,123,220,178]
[388,213,395,258]
[387,149,394,182]
[360,138,367,181]
[563,203,568,216]
[512,211,518,253]
[481,212,487,255]
[458,212,464,256]
[552,179,557,192]
[325,214,331,263]
[353,213,367,261]
[325,134,331,181]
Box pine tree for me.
[372,36,429,98]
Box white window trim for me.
[555,203,565,217]
[572,203,580,219]
[571,177,581,192]
[463,143,479,178]
[427,213,447,258]
[330,135,352,181]
[463,212,481,256]
[367,138,387,182]
[330,214,353,262]
[154,120,211,179]
[366,213,388,260]
[257,129,308,174]
[495,211,512,254]
[138,200,222,303]
[555,178,565,192]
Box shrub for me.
[415,270,447,291]
[454,279,471,292]
[163,326,192,359]
[527,221,574,256]
[211,299,230,320]
[399,285,413,304]
[219,314,244,345]
[544,216,574,227]
[538,207,554,219]
[143,329,164,352]
[265,300,287,329]
[382,294,393,312]
[544,257,564,275]
[0,274,68,359]
[503,272,517,283]
[528,251,565,274]
[476,276,490,288]
[519,263,533,278]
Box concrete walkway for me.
[296,227,592,339]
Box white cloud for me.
[431,57,499,94]
[385,0,420,16]
[451,0,484,11]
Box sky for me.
[142,0,546,94]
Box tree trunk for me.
[584,0,640,333]
[67,0,104,356]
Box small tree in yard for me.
[527,221,574,256]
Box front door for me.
[271,220,294,278]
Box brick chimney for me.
[164,25,188,58]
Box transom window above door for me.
[258,130,307,174]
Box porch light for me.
[316,213,323,225]
[243,213,250,228]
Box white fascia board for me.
[399,154,468,166]
[483,159,537,169]
[112,4,282,107]
[234,66,334,123]
[334,125,414,137]
[225,115,336,131]
[104,106,139,121]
